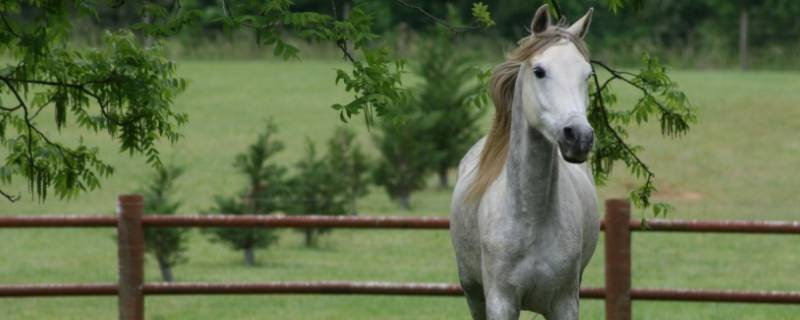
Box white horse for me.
[450,5,599,320]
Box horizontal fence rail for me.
[144,281,464,296]
[0,215,451,229]
[628,219,800,234]
[0,282,465,297]
[3,215,800,233]
[0,215,118,227]
[3,283,799,304]
[0,282,599,298]
[628,288,800,304]
[1,195,799,320]
[0,284,118,297]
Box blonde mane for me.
[466,27,590,202]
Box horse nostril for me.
[563,126,576,142]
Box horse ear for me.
[566,8,593,38]
[530,4,551,35]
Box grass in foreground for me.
[1,61,799,319]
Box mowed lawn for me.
[1,60,799,319]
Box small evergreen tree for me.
[205,121,286,266]
[326,127,371,215]
[417,28,487,188]
[205,195,279,266]
[372,98,440,210]
[288,139,348,247]
[140,164,188,282]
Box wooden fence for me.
[1,195,799,320]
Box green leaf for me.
[471,2,495,27]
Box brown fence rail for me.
[3,283,798,304]
[3,214,800,233]
[0,195,798,320]
[0,282,608,298]
[628,219,800,234]
[0,214,451,229]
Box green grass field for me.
[1,60,799,319]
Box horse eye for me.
[533,66,546,79]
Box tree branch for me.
[394,0,482,33]
[2,78,75,169]
[591,59,677,117]
[0,8,19,38]
[29,95,57,120]
[0,188,19,202]
[590,65,656,186]
[0,75,112,89]
[548,0,564,19]
[110,0,127,9]
[0,75,133,126]
[2,78,36,177]
[329,0,356,63]
[0,103,23,112]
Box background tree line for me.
[67,0,800,69]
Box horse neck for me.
[506,67,559,218]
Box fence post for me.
[605,199,632,320]
[117,194,145,320]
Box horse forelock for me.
[466,27,590,202]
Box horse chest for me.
[488,210,578,250]
[483,214,585,307]
[510,218,583,278]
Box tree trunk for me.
[244,247,256,266]
[739,3,749,70]
[342,1,351,20]
[142,14,153,47]
[397,193,411,211]
[304,229,315,247]
[348,195,358,216]
[156,256,174,282]
[243,178,261,266]
[438,164,449,188]
[337,1,353,54]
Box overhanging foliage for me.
[1,0,696,216]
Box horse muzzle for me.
[557,122,594,164]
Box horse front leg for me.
[484,284,521,320]
[460,279,487,320]
[544,293,579,320]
